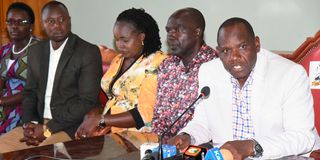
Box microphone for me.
[158,86,211,160]
[184,145,208,159]
[142,149,156,160]
[205,148,233,160]
[199,86,210,99]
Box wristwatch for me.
[43,125,52,138]
[98,116,106,129]
[252,139,263,157]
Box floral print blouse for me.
[101,51,167,133]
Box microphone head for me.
[200,86,210,99]
[143,149,155,160]
[145,149,152,154]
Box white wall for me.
[60,0,320,52]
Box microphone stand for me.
[158,94,204,160]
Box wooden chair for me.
[281,31,320,159]
[281,31,320,62]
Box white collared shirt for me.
[43,38,68,119]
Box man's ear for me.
[255,36,261,53]
[195,28,201,36]
[215,46,221,57]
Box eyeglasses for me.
[6,19,30,26]
[44,16,69,26]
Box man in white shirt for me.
[169,17,320,159]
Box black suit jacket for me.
[22,33,102,138]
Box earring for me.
[30,29,32,32]
[142,41,144,46]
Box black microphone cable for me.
[157,86,210,160]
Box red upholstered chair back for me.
[281,31,320,62]
[99,88,108,107]
[299,43,320,133]
[281,31,320,134]
[98,45,118,107]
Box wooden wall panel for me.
[0,1,9,46]
[0,0,51,46]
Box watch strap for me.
[252,139,263,157]
[43,125,52,138]
[98,115,106,129]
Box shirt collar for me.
[231,68,255,89]
[50,38,69,53]
[169,43,216,67]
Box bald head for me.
[166,7,206,62]
[217,17,255,45]
[170,7,206,33]
[41,1,69,17]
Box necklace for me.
[12,37,33,55]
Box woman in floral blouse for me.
[75,8,167,139]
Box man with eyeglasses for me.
[0,1,102,153]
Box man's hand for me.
[167,133,191,150]
[20,123,35,144]
[220,140,254,160]
[20,123,46,146]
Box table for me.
[1,132,144,160]
[0,132,315,160]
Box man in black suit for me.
[0,1,102,153]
